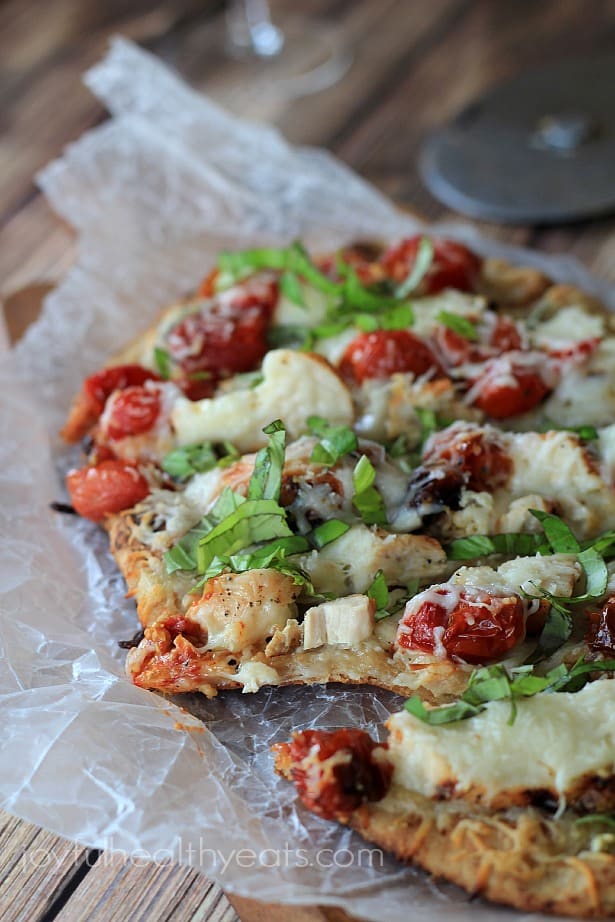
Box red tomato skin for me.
[490,316,523,352]
[381,236,481,294]
[105,386,162,440]
[167,279,278,379]
[397,588,526,663]
[84,365,161,414]
[286,729,392,819]
[339,330,442,384]
[67,460,150,522]
[424,426,512,492]
[474,367,549,419]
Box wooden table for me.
[1,0,614,919]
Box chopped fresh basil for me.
[308,415,358,465]
[162,441,239,481]
[405,658,615,726]
[279,270,305,306]
[355,313,380,333]
[375,578,419,621]
[529,509,580,554]
[436,310,479,341]
[197,498,293,573]
[574,814,615,830]
[367,569,388,611]
[395,237,434,298]
[247,420,286,502]
[267,324,314,350]
[154,346,172,379]
[311,519,350,549]
[380,302,415,330]
[352,455,388,526]
[446,532,545,560]
[218,243,339,296]
[526,605,573,664]
[538,420,599,442]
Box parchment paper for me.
[2,38,613,921]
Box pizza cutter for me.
[419,54,615,224]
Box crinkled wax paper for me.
[2,38,614,922]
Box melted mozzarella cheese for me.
[451,554,581,599]
[171,349,353,452]
[506,430,615,536]
[386,679,615,806]
[185,569,298,652]
[529,305,605,350]
[302,525,449,596]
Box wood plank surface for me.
[1,1,614,920]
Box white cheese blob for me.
[185,568,298,652]
[506,430,615,536]
[171,349,353,452]
[387,679,615,806]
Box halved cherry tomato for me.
[286,728,392,819]
[105,385,162,440]
[339,329,442,384]
[490,316,523,352]
[167,279,278,381]
[397,587,526,663]
[381,236,482,295]
[473,363,550,419]
[67,460,150,522]
[424,426,512,491]
[84,364,161,414]
[434,316,523,369]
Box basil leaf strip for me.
[352,455,388,526]
[405,658,615,726]
[154,346,172,379]
[447,532,545,561]
[436,311,479,341]
[162,441,239,481]
[367,569,388,611]
[197,498,293,573]
[308,415,358,465]
[247,420,286,501]
[395,237,434,298]
[279,270,305,306]
[529,509,580,553]
[311,519,350,549]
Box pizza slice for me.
[273,661,615,918]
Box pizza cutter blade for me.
[419,55,615,224]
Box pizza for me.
[60,234,615,916]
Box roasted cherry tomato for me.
[167,279,278,381]
[423,425,512,492]
[67,460,150,522]
[472,361,550,419]
[434,316,523,369]
[339,329,442,384]
[397,586,526,663]
[381,236,481,295]
[490,316,523,352]
[286,729,392,819]
[105,385,162,440]
[84,364,161,414]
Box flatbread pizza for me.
[59,234,615,916]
